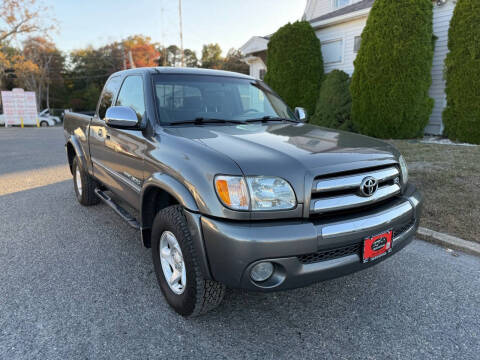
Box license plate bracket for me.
[362,229,393,263]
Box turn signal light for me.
[214,176,249,210]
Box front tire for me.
[40,121,48,127]
[152,205,225,317]
[72,157,100,206]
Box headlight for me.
[246,176,296,211]
[214,176,296,211]
[214,176,249,210]
[399,155,408,185]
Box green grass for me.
[390,140,480,243]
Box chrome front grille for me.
[310,166,401,215]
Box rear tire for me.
[72,157,100,206]
[152,205,225,317]
[40,121,48,127]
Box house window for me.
[322,39,343,64]
[333,0,351,9]
[259,69,266,80]
[354,36,362,53]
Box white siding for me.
[305,0,363,20]
[426,2,455,135]
[248,58,266,80]
[315,17,367,75]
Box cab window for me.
[116,76,146,121]
[97,76,121,120]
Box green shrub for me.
[350,0,434,138]
[264,21,323,116]
[310,70,353,131]
[443,0,480,144]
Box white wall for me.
[315,17,367,75]
[426,1,456,135]
[305,0,363,21]
[248,57,266,79]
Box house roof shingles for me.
[308,0,374,24]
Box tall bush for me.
[443,0,480,144]
[264,21,323,116]
[350,0,434,138]
[310,70,353,131]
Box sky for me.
[48,0,307,55]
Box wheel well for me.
[141,186,179,248]
[66,143,76,174]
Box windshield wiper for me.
[168,117,239,126]
[245,116,298,123]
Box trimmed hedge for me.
[310,70,353,131]
[264,21,323,116]
[443,0,480,144]
[350,0,434,138]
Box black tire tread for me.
[73,157,101,206]
[154,205,225,317]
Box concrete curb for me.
[417,227,480,256]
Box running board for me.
[94,188,140,230]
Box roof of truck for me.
[113,67,255,80]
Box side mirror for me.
[295,107,307,122]
[105,106,139,128]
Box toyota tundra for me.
[63,67,422,316]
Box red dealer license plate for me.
[362,230,393,263]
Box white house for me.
[240,0,456,135]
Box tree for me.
[183,49,198,68]
[66,45,122,110]
[16,37,64,109]
[310,70,353,131]
[157,45,197,67]
[350,0,434,138]
[264,21,323,116]
[201,43,223,69]
[221,48,249,74]
[122,35,159,68]
[443,0,480,144]
[0,0,54,43]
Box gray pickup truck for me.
[64,67,422,316]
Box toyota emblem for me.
[360,176,378,197]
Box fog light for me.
[250,262,274,282]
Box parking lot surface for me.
[1,128,479,359]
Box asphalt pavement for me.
[0,127,479,359]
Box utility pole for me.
[179,0,185,67]
[128,50,136,68]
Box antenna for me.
[161,1,167,66]
[179,0,185,67]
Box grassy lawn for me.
[390,140,480,243]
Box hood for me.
[164,122,399,177]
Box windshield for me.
[153,74,297,124]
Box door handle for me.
[106,134,111,140]
[98,129,103,137]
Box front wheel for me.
[40,121,49,127]
[152,205,226,317]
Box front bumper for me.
[196,183,422,291]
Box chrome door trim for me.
[91,158,141,193]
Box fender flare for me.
[139,174,213,279]
[66,136,87,173]
[140,173,199,216]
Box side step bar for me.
[94,188,140,230]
